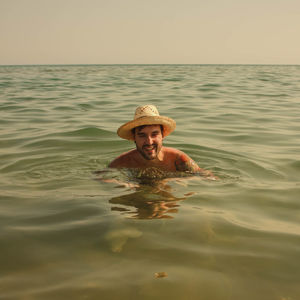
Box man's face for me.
[134,125,163,160]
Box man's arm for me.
[174,152,217,179]
[174,153,200,173]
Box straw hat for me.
[117,105,176,140]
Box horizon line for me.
[1,63,300,67]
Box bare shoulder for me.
[175,151,201,173]
[162,147,181,155]
[163,147,201,173]
[164,147,217,178]
[108,149,138,168]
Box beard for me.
[136,143,160,160]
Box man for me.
[109,105,215,177]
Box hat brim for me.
[117,116,176,140]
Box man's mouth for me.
[143,145,157,153]
[138,144,159,160]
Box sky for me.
[0,0,299,65]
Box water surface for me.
[0,65,300,299]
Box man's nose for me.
[145,135,153,144]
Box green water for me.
[0,65,300,299]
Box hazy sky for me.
[1,0,299,65]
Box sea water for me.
[0,65,300,299]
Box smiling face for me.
[134,125,163,160]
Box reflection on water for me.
[96,167,196,219]
[109,185,185,219]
